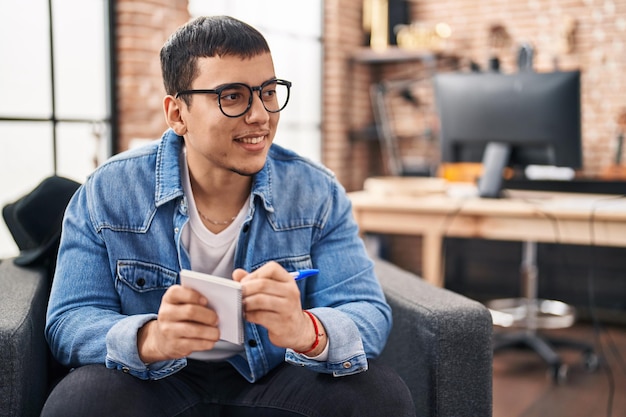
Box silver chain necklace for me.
[197,208,236,226]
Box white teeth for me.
[239,136,264,144]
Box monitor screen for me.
[434,70,582,197]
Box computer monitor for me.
[434,71,582,198]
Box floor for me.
[492,323,626,417]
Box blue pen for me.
[290,269,320,281]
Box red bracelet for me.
[295,310,321,355]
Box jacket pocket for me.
[252,254,313,275]
[115,260,178,314]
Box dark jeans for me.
[41,360,416,417]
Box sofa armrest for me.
[0,259,50,417]
[375,258,493,417]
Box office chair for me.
[487,240,599,383]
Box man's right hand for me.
[137,285,220,363]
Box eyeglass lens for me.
[218,81,289,117]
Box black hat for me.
[3,176,81,266]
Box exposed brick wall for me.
[323,0,375,190]
[323,0,626,190]
[115,0,190,151]
[411,0,626,178]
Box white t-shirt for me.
[180,149,247,360]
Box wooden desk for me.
[349,187,626,287]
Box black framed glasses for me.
[175,78,292,118]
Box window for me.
[0,0,113,257]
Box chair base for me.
[489,297,599,383]
[487,297,575,329]
[492,328,599,383]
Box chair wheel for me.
[548,363,568,384]
[583,351,600,372]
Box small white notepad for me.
[179,269,244,345]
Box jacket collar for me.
[251,156,275,214]
[154,129,274,213]
[154,129,185,207]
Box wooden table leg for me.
[423,232,444,287]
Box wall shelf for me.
[350,46,453,64]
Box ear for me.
[163,95,188,136]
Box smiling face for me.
[165,52,280,179]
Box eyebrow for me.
[205,77,278,90]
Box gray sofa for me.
[0,256,492,417]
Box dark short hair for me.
[160,16,271,101]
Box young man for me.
[42,16,415,417]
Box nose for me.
[244,92,270,124]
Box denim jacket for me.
[45,129,392,382]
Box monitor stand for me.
[477,142,512,198]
